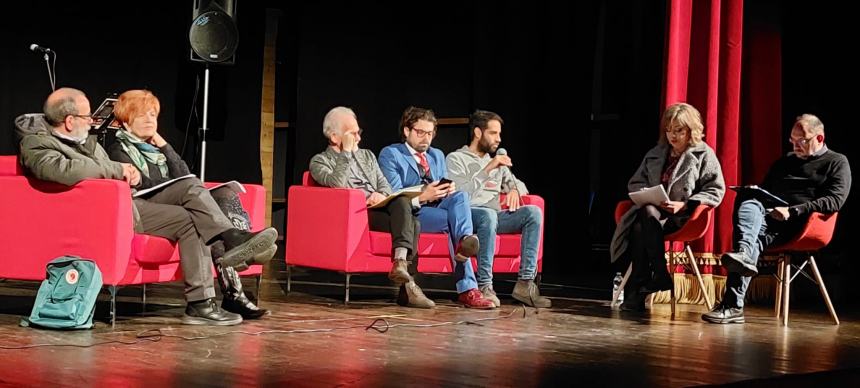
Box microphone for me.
[496,147,512,173]
[29,44,53,53]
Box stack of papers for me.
[628,185,670,206]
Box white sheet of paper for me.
[208,180,246,194]
[628,185,670,206]
[132,174,196,197]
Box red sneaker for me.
[457,288,496,309]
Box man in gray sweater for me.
[446,110,550,308]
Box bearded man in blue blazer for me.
[378,106,495,309]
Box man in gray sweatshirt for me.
[446,110,550,308]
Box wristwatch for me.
[789,206,800,218]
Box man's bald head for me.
[44,87,87,127]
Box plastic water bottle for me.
[613,272,624,302]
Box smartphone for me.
[438,178,453,185]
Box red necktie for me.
[417,152,430,177]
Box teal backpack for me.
[21,256,103,329]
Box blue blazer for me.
[378,143,447,191]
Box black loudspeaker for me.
[189,0,238,64]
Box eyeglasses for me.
[410,127,435,138]
[789,136,816,146]
[665,127,687,137]
[68,113,93,120]
[344,128,363,136]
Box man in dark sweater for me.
[703,114,852,324]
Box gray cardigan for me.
[610,142,726,263]
[309,146,392,195]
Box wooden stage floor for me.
[0,277,859,387]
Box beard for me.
[69,126,90,143]
[411,141,430,152]
[479,138,498,154]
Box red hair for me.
[114,89,161,125]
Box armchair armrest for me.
[499,193,546,214]
[0,176,135,284]
[285,185,371,270]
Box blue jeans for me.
[471,205,542,286]
[724,198,783,309]
[417,191,478,292]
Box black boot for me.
[639,263,673,294]
[639,267,674,295]
[217,264,269,319]
[217,227,279,269]
[620,288,647,312]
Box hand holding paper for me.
[628,185,671,206]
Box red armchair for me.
[0,155,266,323]
[285,172,545,302]
[763,212,840,326]
[611,200,714,318]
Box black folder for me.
[729,185,789,207]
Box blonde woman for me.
[610,103,726,311]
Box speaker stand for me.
[200,64,211,182]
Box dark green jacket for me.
[15,113,124,185]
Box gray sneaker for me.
[512,280,551,308]
[479,284,501,307]
[721,251,758,277]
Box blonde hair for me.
[659,102,704,146]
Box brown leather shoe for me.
[397,281,435,308]
[455,234,479,263]
[458,288,496,309]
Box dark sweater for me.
[761,148,851,216]
[107,142,191,190]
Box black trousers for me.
[367,196,421,275]
[624,204,685,297]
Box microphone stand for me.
[94,114,114,149]
[42,51,56,91]
[199,63,210,181]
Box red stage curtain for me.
[653,0,786,305]
[663,0,783,257]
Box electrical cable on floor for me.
[0,306,530,350]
